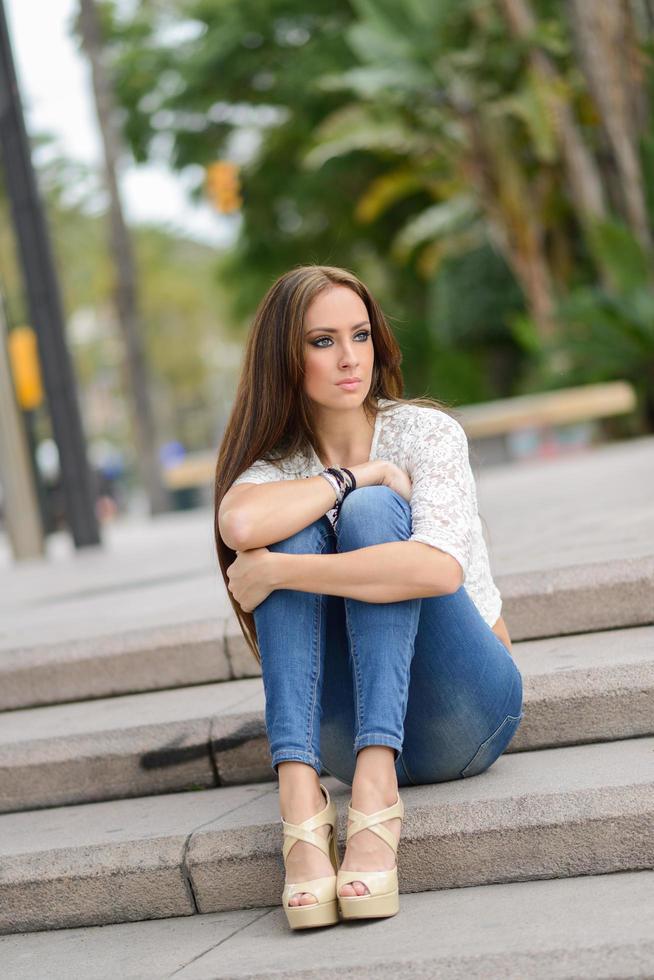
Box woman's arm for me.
[269,546,510,645]
[491,615,513,653]
[269,539,461,603]
[219,460,386,552]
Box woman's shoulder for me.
[231,447,308,486]
[378,398,465,439]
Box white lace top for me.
[231,398,502,627]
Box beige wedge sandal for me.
[336,791,405,920]
[281,782,341,930]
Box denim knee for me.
[339,484,403,518]
[265,515,332,555]
[337,485,411,546]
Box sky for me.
[4,0,235,247]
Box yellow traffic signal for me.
[8,325,43,410]
[206,160,242,213]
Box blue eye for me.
[312,330,371,348]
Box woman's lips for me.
[336,379,361,390]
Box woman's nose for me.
[339,343,359,366]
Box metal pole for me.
[0,0,100,547]
[0,300,43,558]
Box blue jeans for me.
[253,486,524,786]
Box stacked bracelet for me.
[318,469,341,501]
[318,465,357,522]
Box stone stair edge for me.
[0,617,229,668]
[0,626,653,815]
[1,871,654,979]
[0,618,260,713]
[0,736,652,934]
[1,653,653,756]
[1,553,652,713]
[4,552,654,663]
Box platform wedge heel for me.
[336,791,404,920]
[281,782,341,930]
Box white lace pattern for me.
[230,398,502,627]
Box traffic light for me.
[206,161,242,213]
[8,324,43,410]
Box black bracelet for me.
[340,467,357,492]
[325,466,346,491]
[331,466,357,524]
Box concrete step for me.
[3,555,653,712]
[1,869,652,979]
[0,677,264,813]
[1,624,653,813]
[0,735,652,934]
[0,616,260,713]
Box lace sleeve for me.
[231,458,286,486]
[405,411,476,580]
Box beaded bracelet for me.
[333,466,356,521]
[341,467,357,492]
[318,469,342,503]
[318,465,358,522]
[324,466,346,494]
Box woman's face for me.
[302,286,375,409]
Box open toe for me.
[336,792,404,920]
[281,783,341,929]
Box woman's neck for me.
[313,407,376,469]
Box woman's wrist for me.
[350,459,386,488]
[266,549,287,590]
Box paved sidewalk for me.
[1,870,652,979]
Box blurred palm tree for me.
[76,0,168,514]
[302,0,654,423]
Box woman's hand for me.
[350,460,413,503]
[377,461,413,503]
[226,546,278,613]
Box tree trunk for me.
[566,0,652,253]
[77,0,168,515]
[462,109,559,342]
[499,0,608,235]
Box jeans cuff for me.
[271,750,322,778]
[353,733,403,758]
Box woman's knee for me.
[337,485,411,547]
[266,516,333,555]
[340,484,399,516]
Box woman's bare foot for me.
[338,746,401,898]
[279,764,335,908]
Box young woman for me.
[214,265,523,931]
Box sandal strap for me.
[346,794,404,855]
[282,823,333,861]
[281,783,336,862]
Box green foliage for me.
[511,219,654,426]
[507,311,542,357]
[584,218,652,294]
[95,0,473,390]
[556,218,654,386]
[491,67,560,163]
[431,240,525,346]
[391,196,481,263]
[72,0,654,427]
[560,287,654,375]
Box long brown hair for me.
[214,264,456,664]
